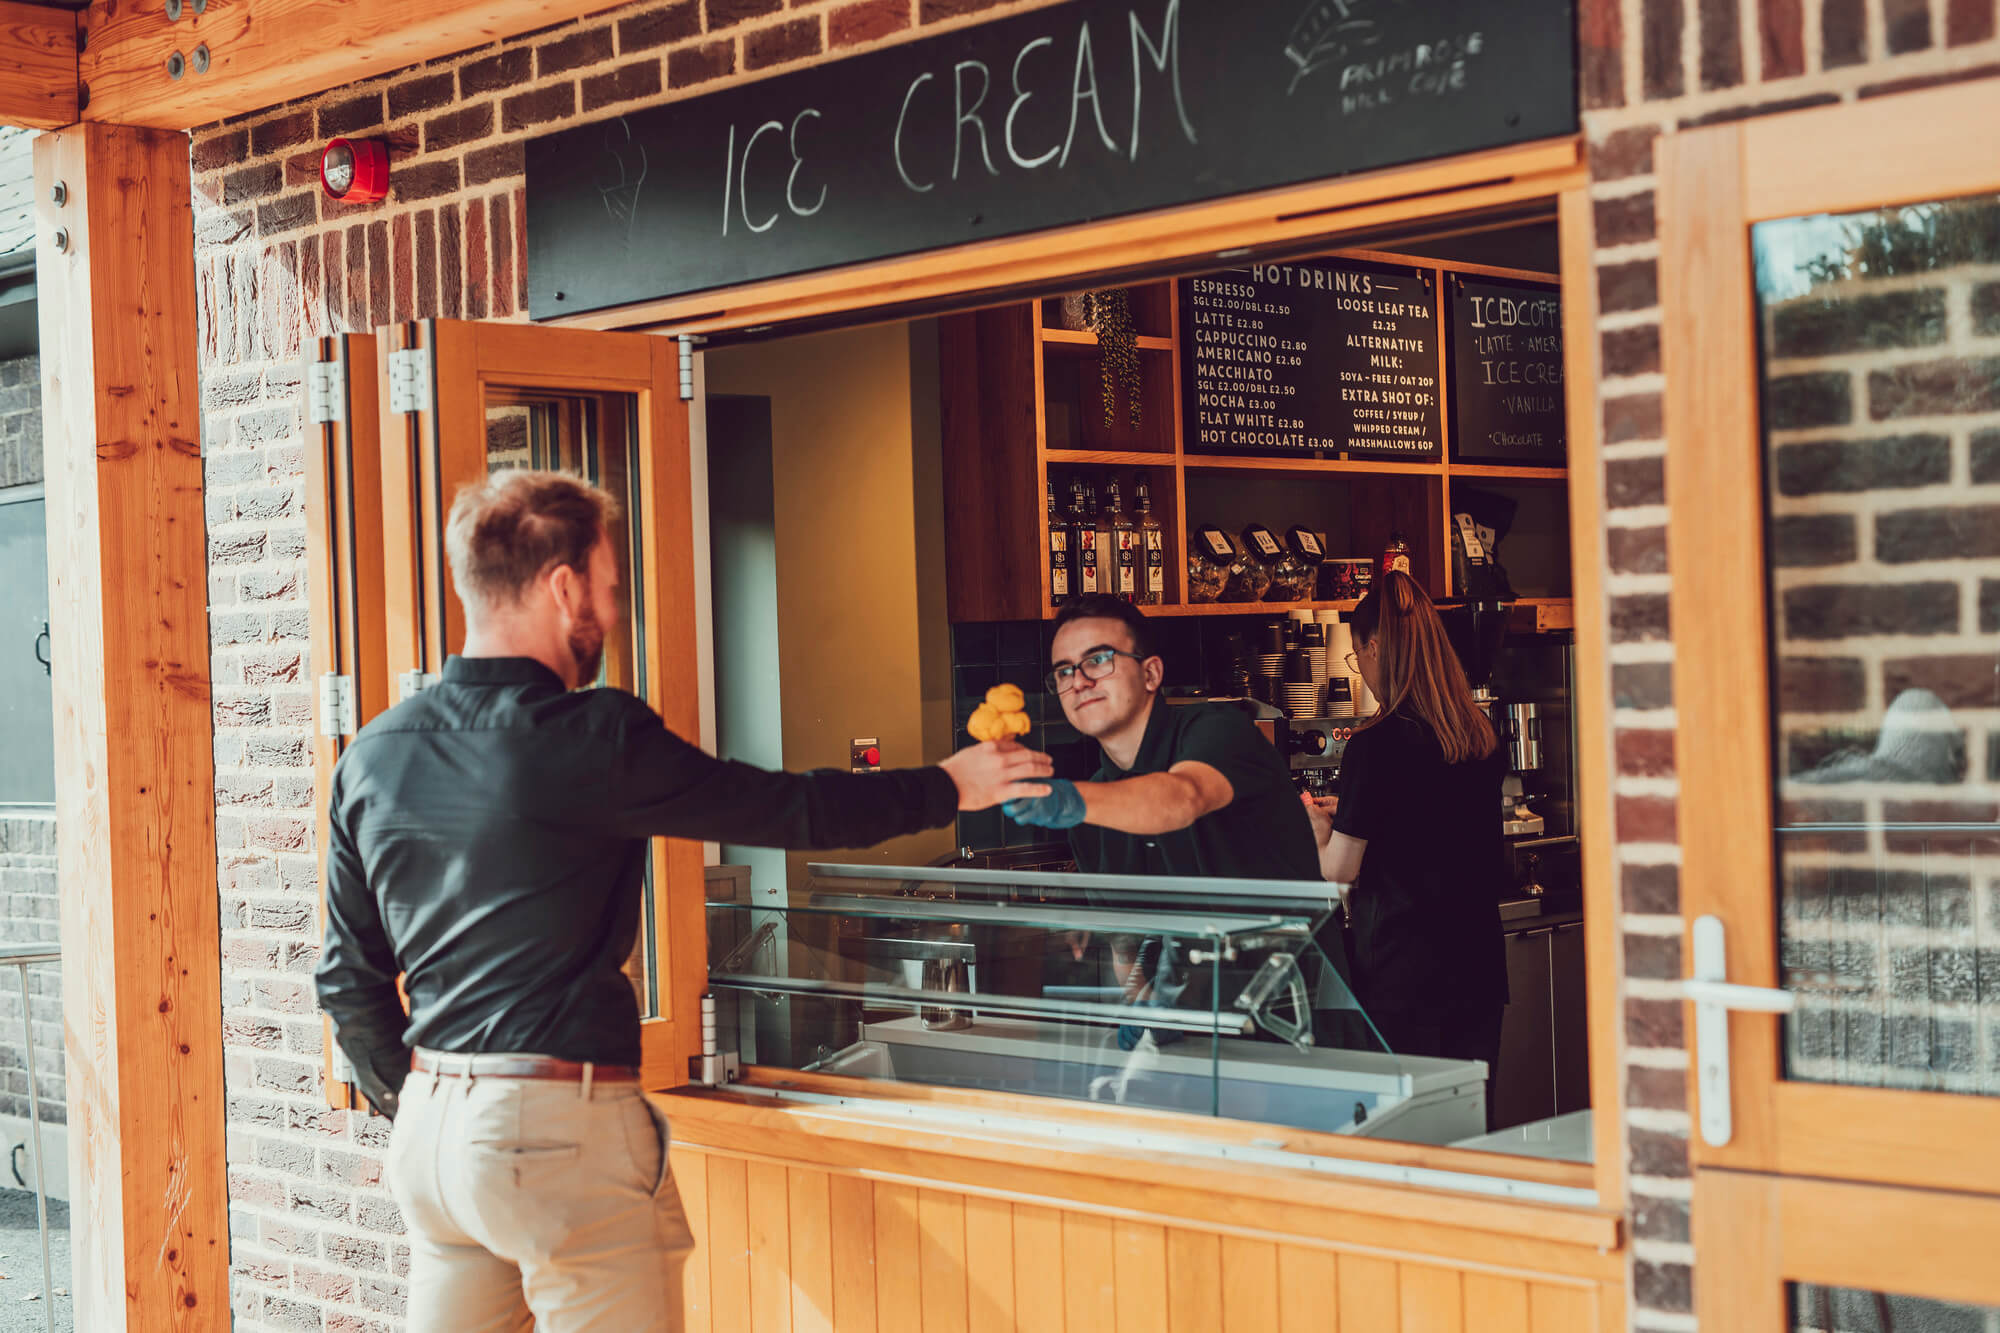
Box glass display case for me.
[706,863,1491,1144]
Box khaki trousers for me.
[384,1060,695,1332]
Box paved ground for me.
[0,1189,69,1332]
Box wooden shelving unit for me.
[1040,328,1177,351]
[940,247,1574,625]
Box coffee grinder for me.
[1442,601,1545,837]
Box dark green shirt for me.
[1068,699,1320,881]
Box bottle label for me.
[1201,529,1233,559]
[1079,531,1099,593]
[1249,528,1280,557]
[1116,534,1137,594]
[1050,530,1069,599]
[1144,532,1165,593]
[1386,554,1411,575]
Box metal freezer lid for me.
[861,1016,1486,1096]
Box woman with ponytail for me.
[1306,571,1509,1087]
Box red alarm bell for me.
[320,138,390,205]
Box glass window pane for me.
[706,868,1430,1140]
[480,389,655,1017]
[1754,194,2000,1097]
[1790,1282,1999,1333]
[0,494,53,805]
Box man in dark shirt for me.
[1003,596,1318,880]
[317,470,1050,1331]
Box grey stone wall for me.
[0,354,38,487]
[0,815,61,1127]
[0,353,57,1130]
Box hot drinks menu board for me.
[1447,276,1566,466]
[1179,259,1442,460]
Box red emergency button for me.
[863,747,881,767]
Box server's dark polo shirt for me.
[1068,699,1319,880]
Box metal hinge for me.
[1684,914,1798,1147]
[317,672,357,737]
[306,360,345,425]
[677,335,701,401]
[388,347,433,415]
[330,1046,356,1086]
[397,669,439,703]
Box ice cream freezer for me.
[824,1015,1489,1144]
[704,861,1491,1147]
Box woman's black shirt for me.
[1330,711,1508,1018]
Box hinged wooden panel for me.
[1662,78,2000,1193]
[305,332,389,1112]
[372,319,705,1090]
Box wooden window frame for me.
[549,135,1629,1201]
[1662,76,2000,1193]
[1697,1171,2000,1325]
[375,319,703,1091]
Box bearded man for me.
[316,469,1051,1331]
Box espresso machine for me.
[1442,602,1580,903]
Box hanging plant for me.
[1079,288,1143,431]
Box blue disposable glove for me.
[1003,777,1086,829]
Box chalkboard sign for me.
[525,0,1577,319]
[1180,258,1442,460]
[1447,276,1566,466]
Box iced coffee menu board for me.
[1179,259,1441,461]
[1447,276,1566,466]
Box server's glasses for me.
[1047,648,1143,695]
[1343,652,1360,672]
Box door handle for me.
[1682,914,1796,1147]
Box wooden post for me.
[33,122,229,1331]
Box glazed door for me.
[376,319,703,1090]
[305,333,390,1110]
[1663,78,2000,1324]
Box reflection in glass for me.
[481,388,656,1017]
[1754,193,2000,1096]
[1790,1282,2000,1333]
[0,494,54,805]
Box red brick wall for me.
[1575,1,2000,1327]
[188,0,2000,1329]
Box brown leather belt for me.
[412,1051,639,1082]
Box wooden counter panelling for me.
[661,1091,1625,1332]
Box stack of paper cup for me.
[1323,616,1357,716]
[1281,650,1319,719]
[1302,623,1328,696]
[1313,605,1342,697]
